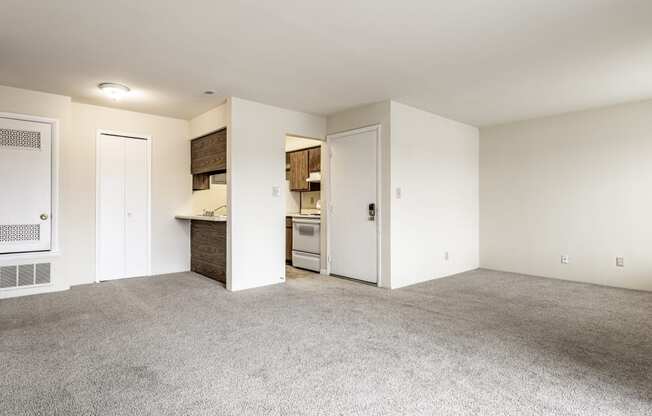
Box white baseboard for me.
[0,283,69,299]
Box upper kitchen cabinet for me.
[289,150,309,191]
[191,128,226,175]
[308,147,321,172]
[288,146,321,192]
[191,128,226,191]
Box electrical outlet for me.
[561,255,569,264]
[444,251,449,261]
[616,257,624,267]
[395,187,402,199]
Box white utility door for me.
[98,133,149,281]
[0,117,52,254]
[328,127,378,283]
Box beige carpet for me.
[1,269,650,415]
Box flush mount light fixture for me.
[98,82,130,101]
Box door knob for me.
[40,213,49,221]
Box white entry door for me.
[97,133,149,281]
[0,117,52,254]
[328,126,379,283]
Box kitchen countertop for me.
[286,213,321,219]
[175,214,227,222]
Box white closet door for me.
[98,134,149,281]
[124,138,148,278]
[0,117,52,254]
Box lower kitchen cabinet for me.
[191,220,226,283]
[286,216,293,263]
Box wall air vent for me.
[0,128,41,149]
[0,224,40,242]
[0,266,18,288]
[0,263,51,289]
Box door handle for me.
[40,213,49,221]
[368,203,375,221]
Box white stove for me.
[291,216,321,272]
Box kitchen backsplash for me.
[192,182,227,214]
[301,191,320,209]
[286,179,320,213]
[286,180,300,212]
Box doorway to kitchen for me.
[96,130,151,282]
[284,135,324,277]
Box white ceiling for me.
[1,0,651,125]
[286,136,322,152]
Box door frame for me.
[95,129,152,283]
[325,124,382,286]
[0,112,60,260]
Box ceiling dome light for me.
[98,82,130,101]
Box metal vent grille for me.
[35,263,51,284]
[18,264,35,286]
[0,266,17,288]
[0,263,51,289]
[0,224,40,242]
[0,128,41,149]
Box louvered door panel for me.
[0,117,52,254]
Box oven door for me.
[292,218,320,254]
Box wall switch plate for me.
[616,257,624,267]
[561,255,569,264]
[272,186,281,197]
[395,187,402,199]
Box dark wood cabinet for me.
[191,220,226,283]
[191,129,226,190]
[191,129,226,174]
[308,147,321,172]
[192,173,210,191]
[286,216,293,263]
[289,150,309,191]
[288,146,321,192]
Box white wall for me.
[481,100,652,291]
[228,97,326,291]
[390,102,479,288]
[68,103,191,285]
[189,102,227,138]
[326,101,392,286]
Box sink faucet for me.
[201,205,227,217]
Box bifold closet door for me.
[98,134,148,281]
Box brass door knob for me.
[40,213,49,221]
